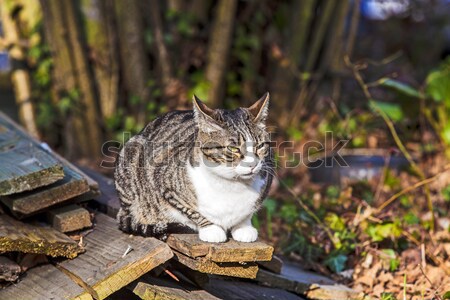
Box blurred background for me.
[1,0,450,297]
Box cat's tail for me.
[117,208,195,241]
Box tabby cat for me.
[114,93,273,243]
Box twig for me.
[164,269,180,282]
[376,165,450,212]
[345,54,437,231]
[374,153,391,203]
[418,264,443,300]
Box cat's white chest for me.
[187,163,265,230]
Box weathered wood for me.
[173,250,258,279]
[255,262,361,300]
[170,260,210,287]
[167,234,274,263]
[0,256,21,281]
[1,165,90,217]
[57,213,173,300]
[79,166,120,218]
[258,255,283,274]
[0,213,83,258]
[203,276,303,300]
[0,116,64,196]
[0,263,92,300]
[306,283,362,300]
[48,204,92,232]
[131,276,220,300]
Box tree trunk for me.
[205,0,238,107]
[80,0,119,121]
[271,0,316,126]
[148,0,187,109]
[114,0,149,125]
[1,0,39,138]
[149,0,173,93]
[39,0,103,159]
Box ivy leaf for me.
[324,254,347,273]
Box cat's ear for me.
[248,92,269,124]
[193,95,222,132]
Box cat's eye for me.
[256,142,269,150]
[227,145,240,153]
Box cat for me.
[114,93,273,243]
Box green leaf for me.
[380,292,397,300]
[381,249,400,271]
[279,203,298,224]
[366,222,402,242]
[443,291,450,299]
[404,212,420,225]
[325,213,346,232]
[324,254,347,273]
[369,100,404,122]
[263,198,277,216]
[379,78,422,98]
[426,61,450,103]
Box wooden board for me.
[203,276,303,300]
[255,262,361,300]
[48,204,92,232]
[173,250,258,279]
[167,234,273,263]
[79,166,120,218]
[130,276,220,300]
[0,213,83,258]
[0,113,64,196]
[1,165,90,217]
[0,263,92,300]
[0,256,21,281]
[57,213,173,300]
[258,255,283,274]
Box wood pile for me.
[0,111,362,300]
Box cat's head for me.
[193,93,271,180]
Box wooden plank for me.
[0,256,21,281]
[0,263,92,300]
[79,166,120,218]
[1,165,90,217]
[57,213,173,300]
[167,234,274,263]
[48,204,93,232]
[306,284,363,300]
[255,262,361,300]
[173,250,258,279]
[203,276,304,300]
[258,255,283,274]
[130,276,220,300]
[0,213,83,258]
[0,116,64,196]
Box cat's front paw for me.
[231,226,258,242]
[199,224,227,243]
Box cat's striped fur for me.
[114,93,273,242]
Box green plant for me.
[377,57,450,158]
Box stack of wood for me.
[0,111,98,278]
[0,111,361,300]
